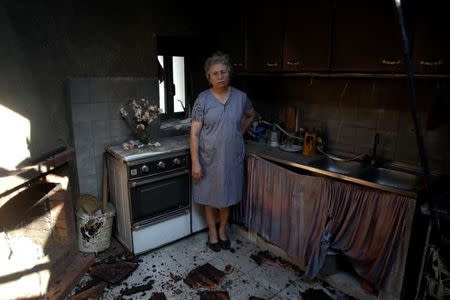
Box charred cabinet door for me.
[283,0,332,72]
[412,0,450,74]
[333,0,407,73]
[246,1,284,72]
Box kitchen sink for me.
[308,158,368,176]
[308,158,423,191]
[365,167,423,190]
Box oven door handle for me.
[129,169,189,188]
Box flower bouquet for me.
[120,98,161,144]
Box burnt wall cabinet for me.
[411,1,450,74]
[283,0,332,72]
[333,0,406,73]
[246,1,332,73]
[246,2,284,72]
[216,13,246,73]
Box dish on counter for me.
[280,144,302,152]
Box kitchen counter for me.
[107,135,189,163]
[245,141,420,198]
[108,136,420,197]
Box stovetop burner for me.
[107,135,189,163]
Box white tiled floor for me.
[75,230,356,299]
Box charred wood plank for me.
[120,280,155,296]
[184,263,226,289]
[150,292,167,300]
[90,261,138,284]
[199,290,230,300]
[69,281,107,300]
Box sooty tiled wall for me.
[68,77,158,199]
[238,77,449,173]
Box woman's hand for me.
[191,162,202,183]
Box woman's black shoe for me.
[206,241,221,252]
[219,238,231,250]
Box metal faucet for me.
[370,133,380,166]
[177,99,191,118]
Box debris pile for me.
[301,288,333,300]
[198,290,230,300]
[149,292,167,300]
[250,250,302,274]
[184,263,227,289]
[69,251,148,299]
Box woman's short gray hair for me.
[204,52,232,80]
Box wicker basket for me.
[76,202,115,253]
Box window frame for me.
[157,36,193,120]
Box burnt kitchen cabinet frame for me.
[283,0,333,72]
[246,0,332,73]
[246,1,284,72]
[411,0,450,75]
[242,0,449,76]
[332,0,409,73]
[216,13,246,73]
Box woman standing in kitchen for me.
[190,52,256,252]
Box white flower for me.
[120,107,128,118]
[119,98,161,139]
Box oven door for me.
[130,169,190,226]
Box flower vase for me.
[136,131,149,144]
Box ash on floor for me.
[68,230,356,300]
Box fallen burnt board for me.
[69,281,107,300]
[120,280,154,296]
[89,261,138,284]
[150,292,167,300]
[199,290,230,300]
[184,263,226,289]
[301,288,333,300]
[250,250,301,273]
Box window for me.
[157,54,188,118]
[157,35,209,119]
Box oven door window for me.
[130,170,190,224]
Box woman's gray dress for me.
[191,87,253,208]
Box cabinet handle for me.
[233,63,243,68]
[381,59,401,65]
[287,59,300,66]
[420,59,443,66]
[265,62,280,68]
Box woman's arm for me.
[190,120,203,183]
[241,108,257,133]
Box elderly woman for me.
[190,52,256,252]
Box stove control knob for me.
[156,161,166,169]
[172,158,181,166]
[141,165,149,173]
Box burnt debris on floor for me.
[198,290,230,300]
[184,263,229,289]
[248,249,356,300]
[250,250,302,274]
[120,280,154,296]
[69,251,140,299]
[149,292,167,300]
[68,231,364,299]
[301,288,333,300]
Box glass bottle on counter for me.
[296,128,305,145]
